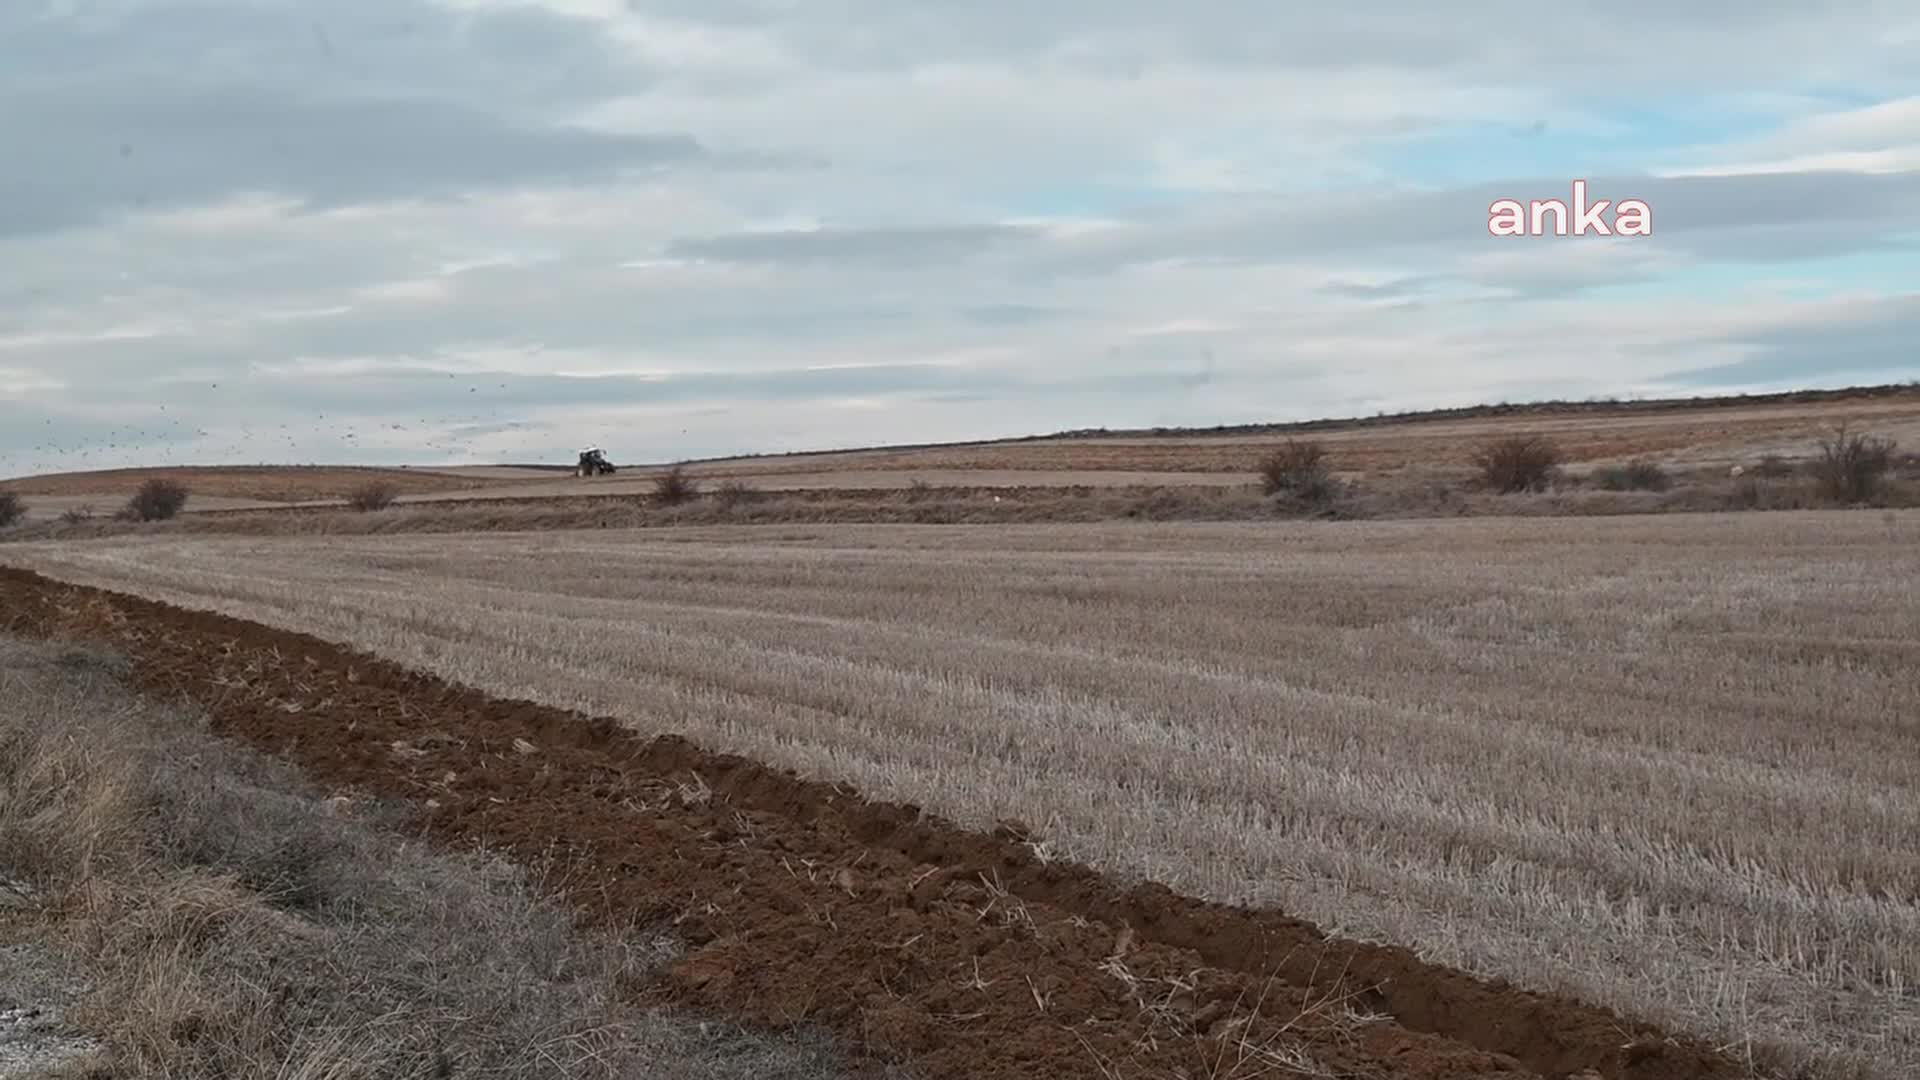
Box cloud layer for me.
[2,0,1917,474]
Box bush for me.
[1473,434,1561,493]
[0,491,22,529]
[1753,454,1794,478]
[346,481,397,512]
[715,481,757,508]
[1813,425,1897,504]
[59,505,95,525]
[126,478,190,522]
[1256,440,1335,502]
[652,465,698,505]
[1591,460,1671,492]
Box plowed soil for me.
[0,566,1749,1080]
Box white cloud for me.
[1,0,1918,477]
[1659,96,1920,177]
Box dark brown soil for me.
[0,566,1751,1080]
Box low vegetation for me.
[12,515,1917,1079]
[0,490,22,529]
[1814,424,1898,505]
[1590,459,1672,491]
[125,477,189,521]
[0,635,853,1079]
[344,480,398,511]
[1255,440,1335,504]
[1471,433,1561,493]
[714,480,759,508]
[652,465,699,505]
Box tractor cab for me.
[576,447,617,477]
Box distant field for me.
[680,396,1920,477]
[6,389,1919,523]
[10,513,1917,1079]
[3,464,496,499]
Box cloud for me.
[667,224,1039,264]
[0,1,706,237]
[1662,294,1920,387]
[1,0,1918,477]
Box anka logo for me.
[1489,180,1651,237]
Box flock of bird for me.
[2,382,545,480]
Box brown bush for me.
[126,479,190,522]
[1591,460,1671,492]
[1256,440,1334,502]
[652,465,699,505]
[345,481,398,512]
[1473,434,1561,493]
[1813,424,1896,504]
[0,491,23,529]
[715,481,758,508]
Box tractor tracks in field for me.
[0,566,1746,1080]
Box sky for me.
[2,0,1918,476]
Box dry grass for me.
[0,635,861,1079]
[344,481,398,512]
[7,514,1918,1078]
[7,465,1917,544]
[1589,460,1673,492]
[4,466,493,502]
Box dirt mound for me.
[0,566,1749,1080]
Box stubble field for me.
[6,512,1916,1079]
[9,389,1920,523]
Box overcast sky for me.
[3,0,1918,475]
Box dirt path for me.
[0,567,1748,1080]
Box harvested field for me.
[6,513,1917,1078]
[679,396,1920,478]
[7,388,1918,521]
[4,465,491,503]
[2,563,1738,1080]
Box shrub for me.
[1473,434,1561,493]
[126,478,190,521]
[652,465,698,505]
[1813,424,1896,504]
[715,481,757,508]
[59,505,95,525]
[346,481,398,512]
[0,491,22,529]
[1591,460,1671,492]
[1256,440,1335,502]
[1753,454,1794,478]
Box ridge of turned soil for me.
[0,566,1748,1080]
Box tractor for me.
[576,447,617,477]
